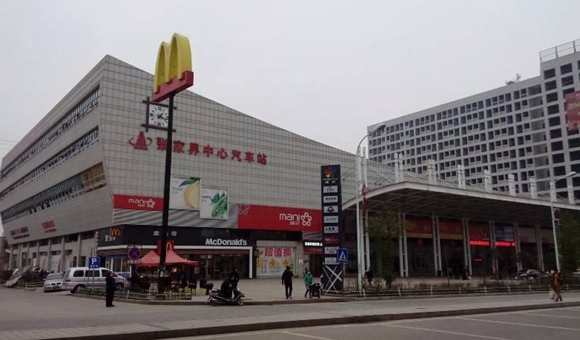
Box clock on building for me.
[142,97,172,131]
[148,104,169,128]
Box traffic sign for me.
[127,246,141,261]
[88,257,100,269]
[336,248,349,264]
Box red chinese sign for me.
[238,205,322,232]
[129,131,267,165]
[439,219,463,240]
[42,220,57,233]
[405,216,432,238]
[113,195,163,211]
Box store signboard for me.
[468,221,490,240]
[169,177,201,210]
[113,195,163,211]
[256,247,295,276]
[238,205,322,232]
[200,188,229,220]
[439,219,463,240]
[406,216,432,238]
[320,165,343,292]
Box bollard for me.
[528,285,531,292]
[398,287,401,297]
[508,285,510,293]
[484,286,487,294]
[459,286,462,295]
[430,285,433,296]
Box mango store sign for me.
[129,131,267,166]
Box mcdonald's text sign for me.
[152,33,194,102]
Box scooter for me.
[207,287,245,306]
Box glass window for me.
[73,270,84,278]
[544,68,556,79]
[560,63,573,75]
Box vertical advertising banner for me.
[321,165,343,291]
[169,177,201,210]
[565,90,580,131]
[200,188,229,220]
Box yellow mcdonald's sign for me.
[152,33,194,102]
[110,227,122,238]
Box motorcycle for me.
[207,287,245,306]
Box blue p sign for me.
[88,257,100,269]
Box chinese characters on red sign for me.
[130,132,267,165]
[264,247,292,257]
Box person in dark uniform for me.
[105,271,116,307]
[281,266,294,299]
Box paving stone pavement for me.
[1,278,577,340]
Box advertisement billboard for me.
[200,188,229,220]
[256,247,295,277]
[565,90,580,131]
[169,177,201,210]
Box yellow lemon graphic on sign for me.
[182,180,200,209]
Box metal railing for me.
[540,39,580,62]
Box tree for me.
[366,204,403,286]
[557,213,580,276]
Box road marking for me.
[280,330,337,340]
[384,324,516,340]
[458,317,580,331]
[522,312,580,319]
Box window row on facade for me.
[1,87,100,179]
[0,128,100,201]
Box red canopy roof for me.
[135,250,198,267]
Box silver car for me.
[43,273,64,293]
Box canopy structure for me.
[135,250,198,267]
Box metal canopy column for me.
[514,222,522,272]
[535,224,544,271]
[463,218,472,276]
[433,215,441,276]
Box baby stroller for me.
[308,283,321,298]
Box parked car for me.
[63,267,126,293]
[43,273,64,293]
[514,269,548,280]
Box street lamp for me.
[355,123,385,294]
[550,171,577,272]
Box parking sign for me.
[88,257,100,269]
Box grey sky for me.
[1,0,580,232]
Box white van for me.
[63,267,125,293]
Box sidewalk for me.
[1,282,579,340]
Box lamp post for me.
[355,123,385,294]
[549,171,577,272]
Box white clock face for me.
[148,105,169,128]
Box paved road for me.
[2,286,580,340]
[166,307,580,340]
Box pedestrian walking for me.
[281,266,294,299]
[552,270,563,302]
[303,269,314,298]
[105,271,116,307]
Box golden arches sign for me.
[152,33,194,102]
[110,227,122,238]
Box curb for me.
[39,300,580,340]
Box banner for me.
[169,177,201,210]
[200,188,229,220]
[256,247,295,277]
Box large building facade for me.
[0,55,356,279]
[368,39,580,200]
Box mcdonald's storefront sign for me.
[152,33,194,102]
[105,227,123,242]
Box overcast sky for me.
[2,0,580,233]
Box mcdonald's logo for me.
[152,33,194,102]
[156,240,175,253]
[110,227,123,238]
